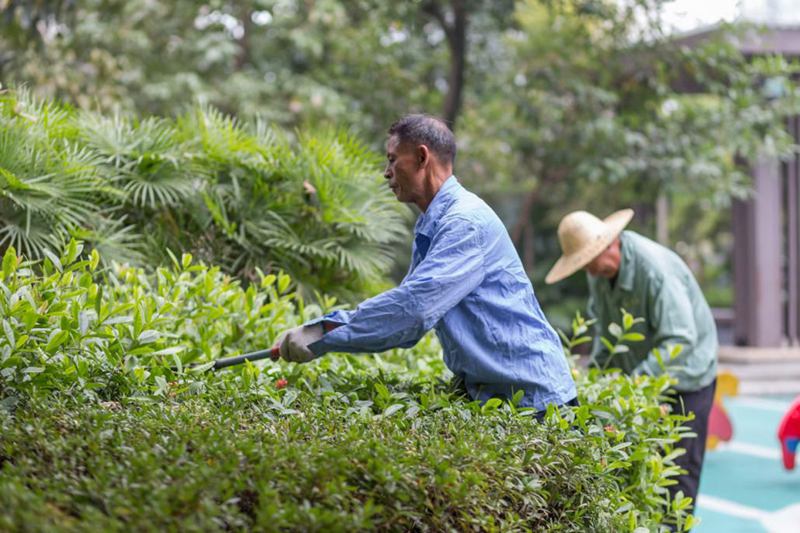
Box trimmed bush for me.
[0,243,695,531]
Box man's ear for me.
[417,145,430,168]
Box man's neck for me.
[416,170,452,212]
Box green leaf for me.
[570,336,592,347]
[2,246,17,278]
[3,320,14,348]
[608,322,622,338]
[151,346,186,356]
[600,337,615,352]
[89,248,100,271]
[78,311,92,335]
[181,253,192,269]
[481,397,503,413]
[15,334,28,348]
[374,382,390,400]
[137,330,161,344]
[45,329,70,353]
[278,273,291,294]
[63,239,83,265]
[653,348,665,370]
[669,344,684,359]
[511,389,524,407]
[382,403,404,417]
[94,284,103,315]
[623,312,633,331]
[42,249,62,272]
[622,332,645,342]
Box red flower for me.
[275,378,288,390]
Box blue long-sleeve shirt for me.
[307,176,576,410]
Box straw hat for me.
[545,209,634,284]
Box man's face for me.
[384,135,423,204]
[584,239,622,279]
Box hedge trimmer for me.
[176,346,281,372]
[206,346,281,369]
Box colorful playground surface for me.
[695,394,800,532]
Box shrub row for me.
[0,244,695,531]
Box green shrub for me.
[0,90,410,301]
[0,243,695,531]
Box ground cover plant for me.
[0,243,697,531]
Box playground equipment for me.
[777,395,800,471]
[707,371,739,450]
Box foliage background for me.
[2,0,799,328]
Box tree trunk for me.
[424,0,468,130]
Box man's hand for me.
[272,324,324,363]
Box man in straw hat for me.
[273,114,577,416]
[546,209,718,517]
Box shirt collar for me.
[415,175,459,238]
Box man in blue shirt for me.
[273,115,576,412]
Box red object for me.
[778,395,800,471]
[270,346,280,360]
[275,378,288,390]
[709,402,734,443]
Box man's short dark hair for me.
[387,114,456,166]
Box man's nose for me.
[384,165,392,179]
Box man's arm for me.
[633,275,697,377]
[307,216,486,356]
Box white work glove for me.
[273,323,324,363]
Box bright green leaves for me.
[0,239,696,532]
[2,246,17,279]
[44,329,70,353]
[62,239,83,265]
[0,240,304,400]
[598,308,647,369]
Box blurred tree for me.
[0,0,513,134]
[449,0,799,326]
[2,0,798,322]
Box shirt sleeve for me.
[307,216,486,356]
[633,274,698,377]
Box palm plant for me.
[0,89,114,259]
[174,107,411,300]
[0,90,410,300]
[0,91,410,299]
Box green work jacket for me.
[588,231,718,392]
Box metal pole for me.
[212,347,281,369]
